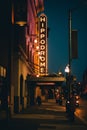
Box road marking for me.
[45,107,65,111]
[40,123,85,127]
[12,114,67,120]
[38,124,86,130]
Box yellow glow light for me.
[36,46,39,50]
[16,21,27,26]
[34,39,38,43]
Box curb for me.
[75,111,87,125]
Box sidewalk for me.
[10,99,79,123]
[7,99,87,130]
[10,98,87,123]
[12,99,66,119]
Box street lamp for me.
[68,9,72,100]
[65,64,70,74]
[65,64,70,99]
[68,1,87,86]
[67,9,78,100]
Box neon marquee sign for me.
[39,13,47,75]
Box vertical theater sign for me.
[39,13,48,76]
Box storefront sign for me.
[39,13,47,75]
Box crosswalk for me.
[39,99,66,111]
[13,113,67,120]
[45,105,65,111]
[38,124,87,130]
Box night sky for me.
[44,0,87,81]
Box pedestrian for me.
[68,93,76,121]
[36,96,41,106]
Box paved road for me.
[75,98,87,125]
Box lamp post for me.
[68,10,72,73]
[65,64,70,99]
[68,2,87,95]
[68,9,72,100]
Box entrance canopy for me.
[27,75,65,86]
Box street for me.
[75,97,87,125]
[1,98,87,130]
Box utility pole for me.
[68,9,72,100]
[69,10,72,72]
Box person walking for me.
[68,93,76,121]
[36,96,41,106]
